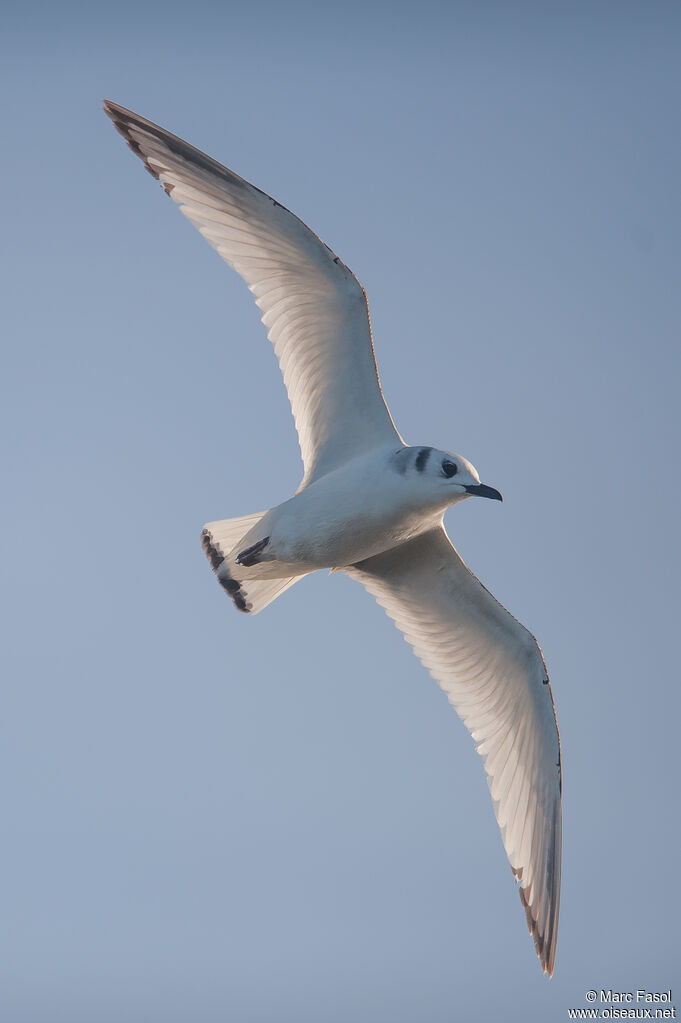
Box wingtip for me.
[102,98,133,116]
[102,98,129,123]
[518,883,558,977]
[102,99,166,182]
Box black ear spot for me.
[414,447,432,472]
[442,460,458,478]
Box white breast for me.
[268,447,441,568]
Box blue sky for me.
[2,2,680,1020]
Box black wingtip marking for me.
[519,886,545,971]
[103,99,320,233]
[103,102,164,183]
[518,880,556,977]
[103,98,250,198]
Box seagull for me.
[103,100,562,976]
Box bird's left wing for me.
[103,101,401,488]
[346,527,562,975]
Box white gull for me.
[104,100,562,976]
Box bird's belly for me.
[268,484,431,569]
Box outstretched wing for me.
[347,527,562,975]
[104,101,401,487]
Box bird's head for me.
[392,446,503,509]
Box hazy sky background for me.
[2,2,680,1020]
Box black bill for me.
[463,483,503,502]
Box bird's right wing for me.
[346,527,562,975]
[103,101,401,488]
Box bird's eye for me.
[442,460,458,478]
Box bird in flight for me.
[104,100,562,976]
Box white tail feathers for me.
[201,511,304,614]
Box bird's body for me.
[104,100,562,976]
[220,444,482,577]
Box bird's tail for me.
[201,511,306,614]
